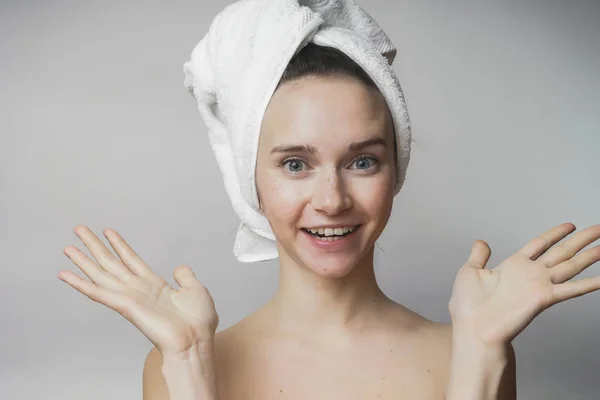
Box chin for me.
[303,253,361,278]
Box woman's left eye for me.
[352,156,378,170]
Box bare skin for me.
[61,222,600,399]
[145,302,455,400]
[59,75,599,399]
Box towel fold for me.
[183,0,412,263]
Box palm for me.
[112,275,218,354]
[59,226,219,357]
[449,223,600,346]
[450,253,555,345]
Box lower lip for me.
[301,226,361,251]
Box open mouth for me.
[301,224,362,239]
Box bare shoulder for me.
[384,301,453,352]
[426,320,453,355]
[142,346,168,400]
[406,318,453,396]
[420,321,452,397]
[382,303,454,388]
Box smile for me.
[301,225,362,242]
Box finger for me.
[63,246,121,289]
[538,224,600,268]
[74,225,133,281]
[551,245,600,284]
[102,228,156,279]
[58,270,125,312]
[552,275,600,304]
[517,223,576,261]
[173,264,200,288]
[465,240,491,269]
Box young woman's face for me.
[255,74,396,277]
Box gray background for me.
[1,0,599,398]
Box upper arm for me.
[143,347,170,400]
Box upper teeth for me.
[306,226,357,236]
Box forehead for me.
[259,75,393,146]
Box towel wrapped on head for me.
[183,0,412,263]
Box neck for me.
[262,245,393,338]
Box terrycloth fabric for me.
[183,0,412,263]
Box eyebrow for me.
[269,137,388,155]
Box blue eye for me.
[352,156,378,170]
[282,158,305,173]
[278,154,379,174]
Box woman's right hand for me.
[58,225,219,358]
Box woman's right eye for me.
[280,158,306,173]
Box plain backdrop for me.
[1,0,599,399]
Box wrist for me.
[451,318,511,352]
[160,342,219,400]
[161,339,216,362]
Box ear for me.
[257,190,265,214]
[258,198,264,215]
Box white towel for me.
[183,0,412,263]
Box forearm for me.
[160,342,220,400]
[446,332,512,400]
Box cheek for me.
[351,171,395,211]
[261,175,306,223]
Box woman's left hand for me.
[449,222,600,347]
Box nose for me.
[310,167,353,215]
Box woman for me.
[57,3,600,400]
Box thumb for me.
[173,264,200,288]
[465,240,491,269]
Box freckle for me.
[390,349,393,352]
[382,376,386,380]
[280,389,283,393]
[427,369,430,372]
